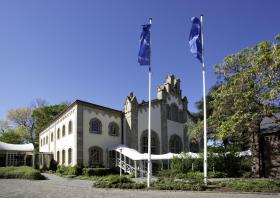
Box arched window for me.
[108,122,119,136]
[46,136,48,144]
[57,151,60,164]
[140,130,160,154]
[62,150,65,164]
[88,146,103,167]
[166,105,171,120]
[57,128,60,139]
[171,103,179,122]
[68,148,72,164]
[51,132,53,142]
[62,125,66,137]
[169,135,183,153]
[89,118,102,134]
[68,120,72,134]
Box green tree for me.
[32,104,68,149]
[209,35,280,176]
[7,108,35,143]
[0,126,27,144]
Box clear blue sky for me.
[0,0,279,120]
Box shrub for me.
[56,165,81,176]
[208,171,228,178]
[152,178,205,191]
[220,179,280,193]
[94,175,146,189]
[82,168,115,176]
[0,166,45,180]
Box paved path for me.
[0,173,279,198]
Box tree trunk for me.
[250,120,262,178]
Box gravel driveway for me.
[0,173,279,198]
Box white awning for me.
[108,144,200,161]
[0,141,34,152]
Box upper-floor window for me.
[171,103,179,122]
[43,137,45,145]
[46,136,48,144]
[68,120,72,134]
[41,139,42,147]
[57,128,60,139]
[51,132,53,142]
[89,118,102,134]
[166,105,171,120]
[62,125,66,137]
[108,122,119,136]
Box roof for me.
[0,142,34,152]
[40,99,122,134]
[108,144,200,161]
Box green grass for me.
[217,179,280,193]
[0,166,45,180]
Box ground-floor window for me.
[140,130,160,154]
[169,134,183,153]
[88,146,103,167]
[68,148,72,164]
[62,150,66,164]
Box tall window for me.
[171,103,179,122]
[62,125,66,137]
[89,118,102,134]
[51,132,53,142]
[62,150,65,164]
[57,128,60,139]
[108,122,119,136]
[68,148,72,164]
[166,105,171,120]
[68,120,72,134]
[46,136,48,144]
[41,139,42,147]
[57,151,60,164]
[43,137,45,145]
[88,146,103,166]
[141,130,159,154]
[169,135,183,153]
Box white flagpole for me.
[147,17,152,188]
[200,14,208,185]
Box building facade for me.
[39,75,198,167]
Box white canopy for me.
[108,144,200,161]
[0,141,34,152]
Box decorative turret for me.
[157,74,182,99]
[124,92,138,150]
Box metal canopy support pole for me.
[134,160,137,178]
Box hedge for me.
[0,166,45,180]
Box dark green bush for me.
[56,165,80,176]
[208,171,228,178]
[152,178,205,191]
[220,179,280,193]
[0,166,45,180]
[94,175,146,189]
[82,168,115,176]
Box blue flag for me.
[189,17,202,63]
[138,24,151,65]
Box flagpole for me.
[147,17,152,188]
[200,14,208,185]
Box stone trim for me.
[76,105,83,166]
